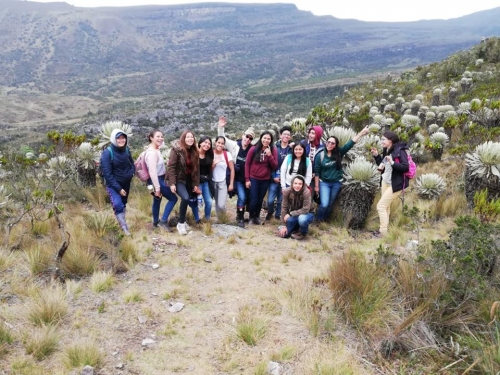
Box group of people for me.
[100,120,410,240]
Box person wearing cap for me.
[278,175,314,240]
[218,116,254,227]
[100,129,135,236]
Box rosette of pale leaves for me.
[426,111,436,121]
[430,132,449,146]
[322,126,355,146]
[45,156,71,178]
[415,94,424,101]
[372,114,386,125]
[342,158,379,191]
[290,117,307,139]
[369,124,381,133]
[465,141,500,178]
[415,173,447,199]
[0,185,11,209]
[77,142,99,170]
[98,121,133,149]
[401,114,420,128]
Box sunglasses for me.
[327,141,336,145]
[245,135,254,141]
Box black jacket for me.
[373,142,410,193]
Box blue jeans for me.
[316,180,342,221]
[149,176,178,225]
[235,180,250,210]
[286,213,314,235]
[266,181,282,218]
[249,178,271,218]
[106,184,130,215]
[199,181,213,219]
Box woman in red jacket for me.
[244,131,278,225]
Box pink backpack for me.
[396,151,417,179]
[134,150,151,182]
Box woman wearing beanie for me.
[371,131,410,237]
[278,175,314,240]
[100,129,135,236]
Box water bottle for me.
[197,194,204,208]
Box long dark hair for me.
[383,131,400,155]
[325,136,342,169]
[148,129,161,143]
[179,130,199,178]
[198,135,214,165]
[252,131,275,161]
[289,142,308,177]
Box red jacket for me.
[245,146,278,182]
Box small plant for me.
[90,271,115,293]
[217,210,231,224]
[202,221,213,236]
[235,307,267,346]
[119,240,140,265]
[63,341,104,369]
[84,212,118,237]
[22,326,59,361]
[415,173,447,199]
[123,288,143,303]
[62,246,101,276]
[474,189,500,223]
[0,322,14,358]
[24,245,53,276]
[28,286,68,326]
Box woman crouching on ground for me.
[167,130,201,235]
[278,175,314,240]
[144,129,178,230]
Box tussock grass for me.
[270,345,296,362]
[202,220,213,236]
[63,340,104,369]
[62,246,101,276]
[0,322,14,358]
[83,184,108,211]
[302,343,365,375]
[0,249,13,271]
[27,285,68,326]
[217,210,231,224]
[119,240,140,265]
[90,271,114,293]
[22,326,59,361]
[123,288,143,303]
[10,357,42,374]
[24,244,52,276]
[234,306,267,346]
[30,220,51,237]
[84,211,118,237]
[328,251,395,333]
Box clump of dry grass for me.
[234,306,267,346]
[123,288,143,303]
[82,184,108,211]
[0,249,13,272]
[84,211,118,237]
[63,340,104,369]
[328,250,395,333]
[24,244,53,276]
[62,246,102,276]
[202,221,213,236]
[119,240,140,265]
[0,322,14,358]
[90,271,115,293]
[22,326,59,361]
[217,211,231,224]
[30,220,51,237]
[27,285,68,326]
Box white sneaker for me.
[176,222,187,235]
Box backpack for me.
[98,146,131,183]
[134,150,151,182]
[395,150,417,179]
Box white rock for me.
[267,361,281,375]
[138,316,147,324]
[151,263,160,269]
[168,302,185,313]
[142,338,155,346]
[81,365,94,375]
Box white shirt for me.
[212,151,233,182]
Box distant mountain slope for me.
[0,0,499,96]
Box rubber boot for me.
[116,212,131,236]
[237,208,245,228]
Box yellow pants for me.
[377,181,401,234]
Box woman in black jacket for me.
[370,131,409,237]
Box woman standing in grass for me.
[198,135,214,221]
[245,131,278,225]
[167,130,201,235]
[212,136,235,218]
[371,131,410,237]
[100,129,135,236]
[314,126,370,222]
[280,141,312,190]
[144,129,178,230]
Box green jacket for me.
[313,139,355,182]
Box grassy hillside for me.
[0,38,500,374]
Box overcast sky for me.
[30,0,500,22]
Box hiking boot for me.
[291,232,306,240]
[176,222,187,235]
[252,217,262,225]
[158,220,171,232]
[265,212,273,221]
